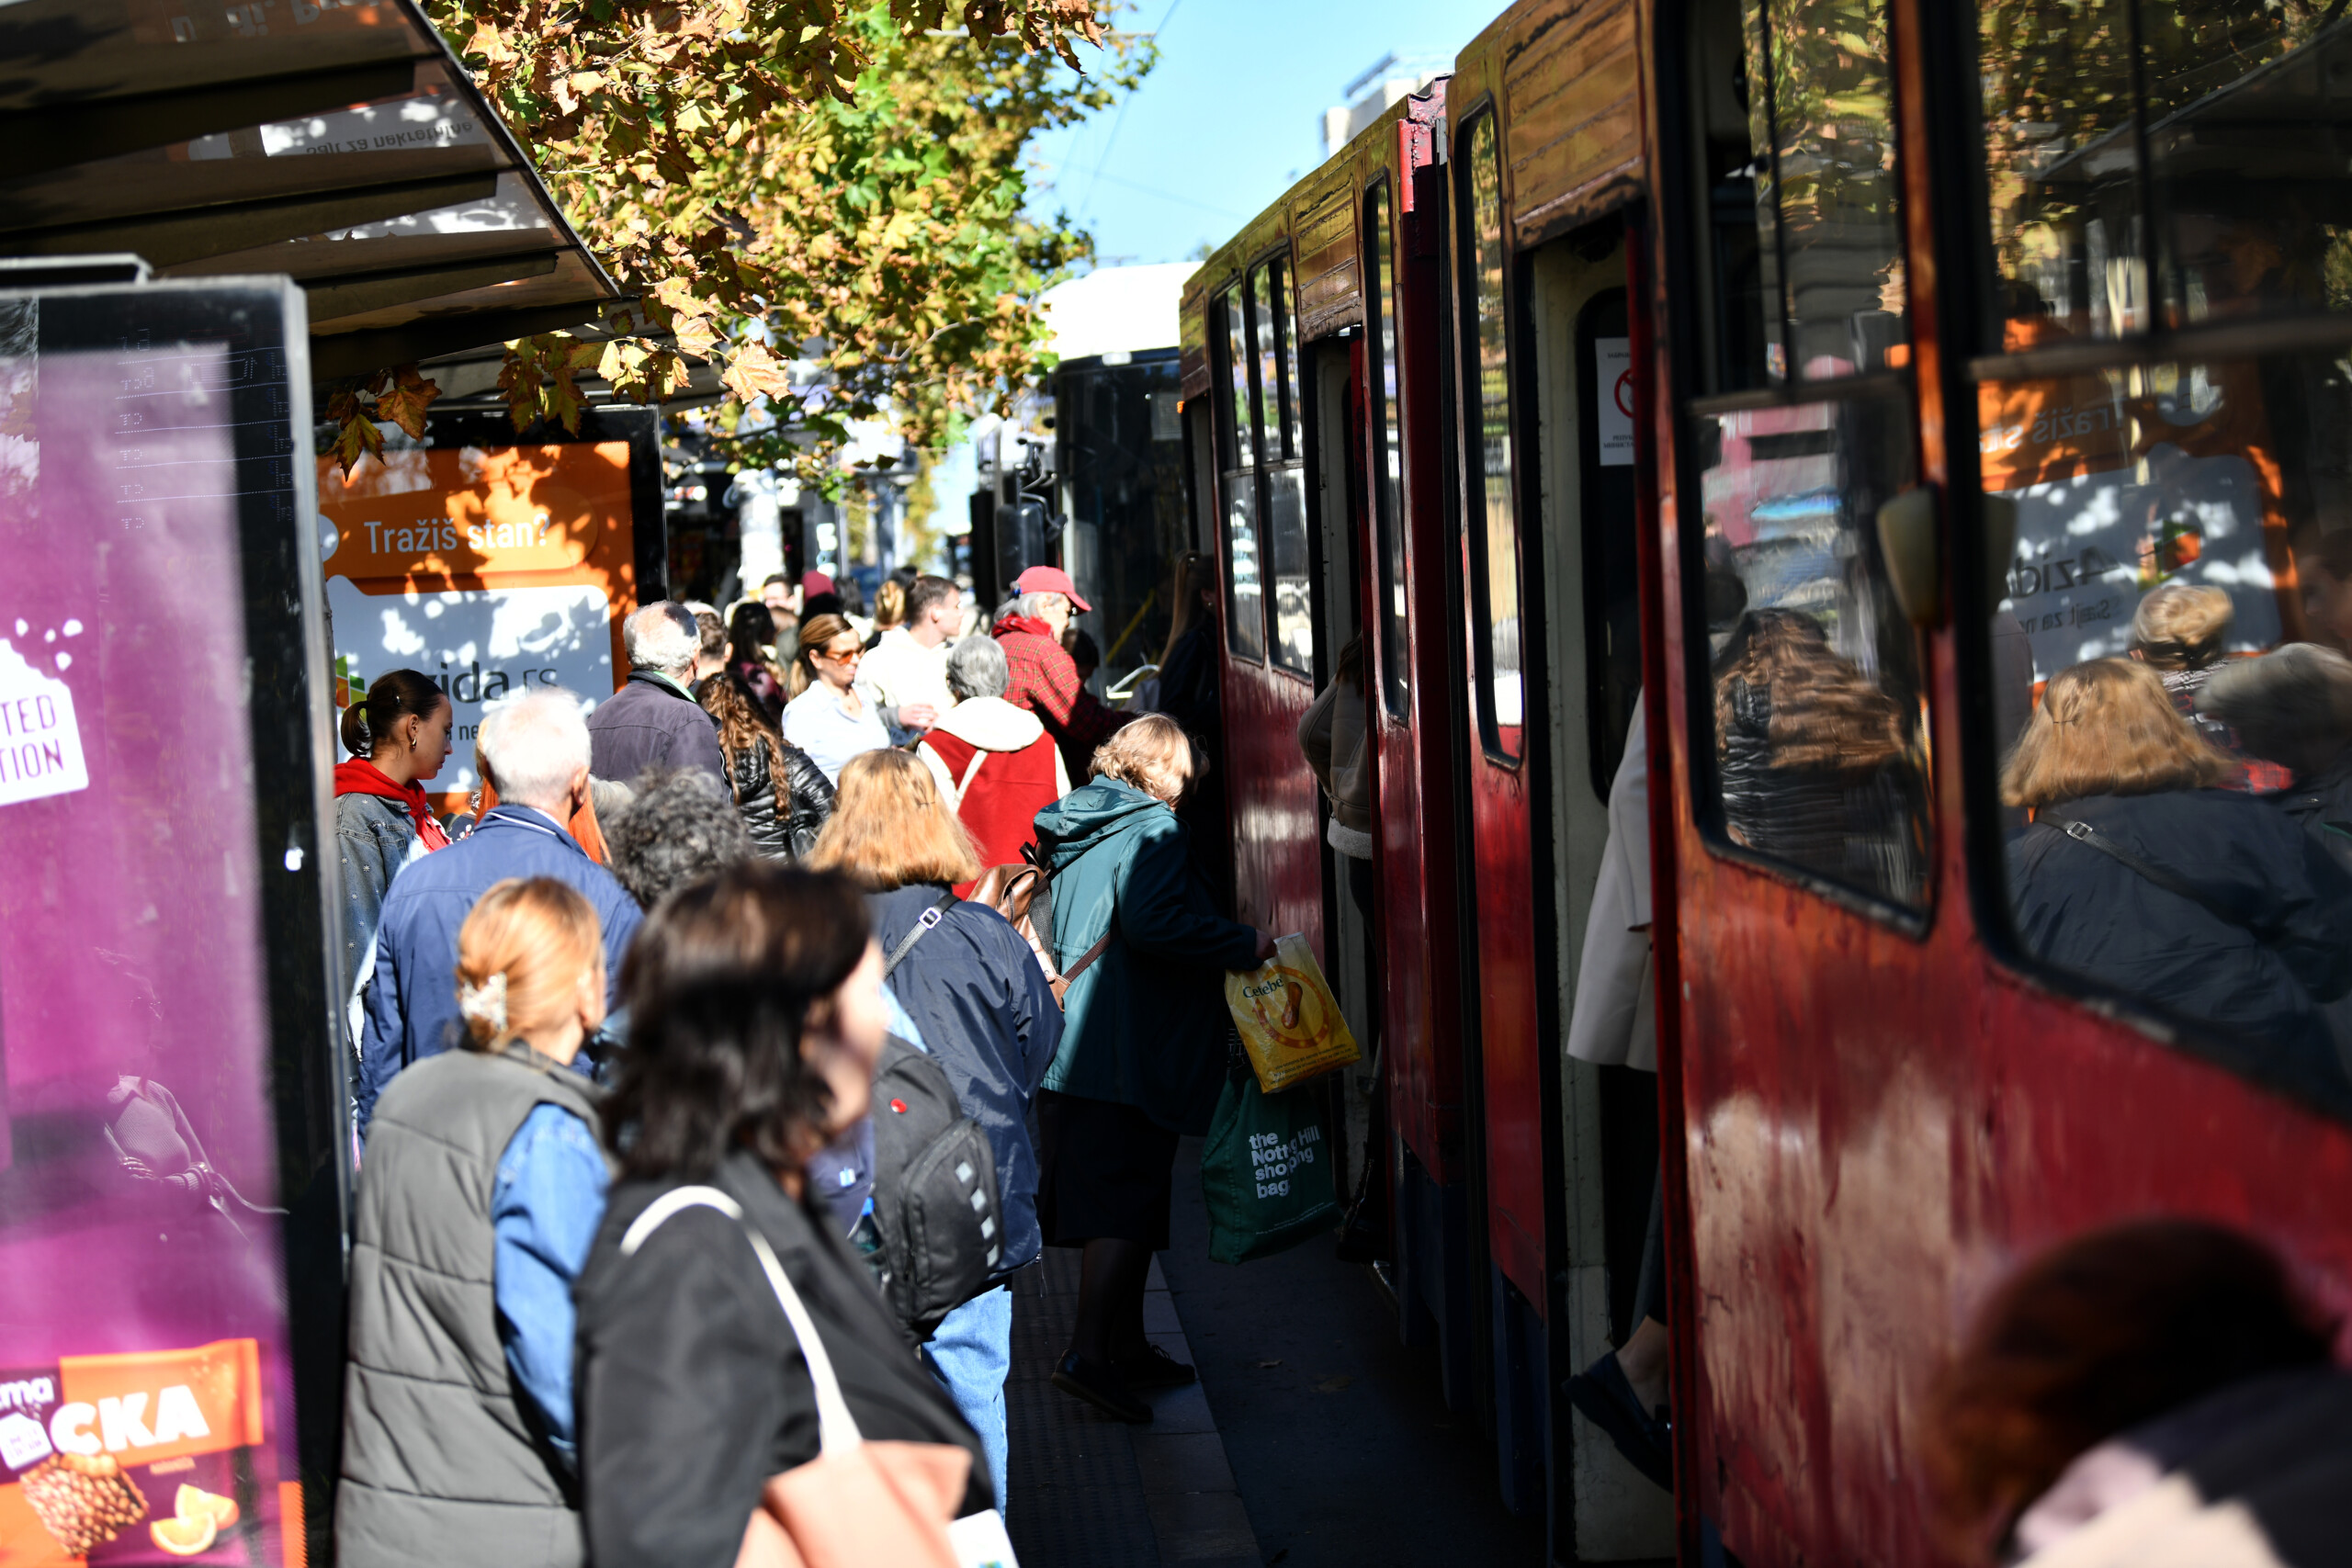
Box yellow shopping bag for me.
[1224,933,1361,1093]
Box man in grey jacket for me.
[586,602,728,786]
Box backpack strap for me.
[2038,809,2280,942]
[949,745,989,807]
[1060,927,1114,987]
[882,888,963,978]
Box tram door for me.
[1366,156,1484,1410]
[1528,227,1675,1558]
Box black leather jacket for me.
[729,733,834,859]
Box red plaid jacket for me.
[992,614,1125,775]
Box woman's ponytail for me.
[340,701,374,757]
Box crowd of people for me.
[329,561,1272,1567]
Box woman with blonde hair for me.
[781,610,891,785]
[804,750,1060,1501]
[2002,659,2352,1087]
[339,877,613,1568]
[1028,714,1275,1422]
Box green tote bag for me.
[1200,1069,1340,1264]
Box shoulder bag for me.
[619,1187,1019,1568]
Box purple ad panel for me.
[0,332,301,1564]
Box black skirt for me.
[1035,1089,1182,1250]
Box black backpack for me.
[868,1035,1001,1339]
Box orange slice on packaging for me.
[151,1513,217,1555]
[175,1483,239,1530]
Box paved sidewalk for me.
[1006,1248,1261,1568]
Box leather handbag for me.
[617,1186,1018,1568]
[967,843,1119,1007]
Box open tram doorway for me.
[1524,212,1673,1560]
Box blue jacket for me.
[2009,789,2352,1094]
[358,807,643,1134]
[1035,782,1259,1132]
[588,671,728,787]
[867,883,1061,1274]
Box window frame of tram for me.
[1253,253,1317,677]
[1668,0,1936,919]
[1960,0,2352,1108]
[1214,281,1267,662]
[1364,175,1410,722]
[1455,105,1530,766]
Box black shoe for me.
[1115,1342,1197,1389]
[1564,1351,1672,1491]
[1053,1352,1153,1423]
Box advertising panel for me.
[317,419,653,817]
[0,281,332,1565]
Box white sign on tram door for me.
[1596,337,1634,467]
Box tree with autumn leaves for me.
[328,0,1143,478]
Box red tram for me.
[1171,0,2352,1560]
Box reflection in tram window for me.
[1367,184,1408,720]
[1696,394,1928,907]
[1461,112,1524,760]
[1216,284,1264,661]
[1981,345,2352,1097]
[1977,0,2352,344]
[1256,258,1315,675]
[1738,0,1907,378]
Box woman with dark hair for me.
[725,600,788,725]
[1928,1219,2349,1565]
[700,667,835,860]
[782,611,892,785]
[335,671,454,1025]
[574,865,989,1568]
[2004,658,2352,1087]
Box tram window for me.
[1977,346,2352,1105]
[1461,110,1525,761]
[1366,182,1408,720]
[1688,0,1908,387]
[1975,0,2352,345]
[1694,390,1929,908]
[1256,256,1316,675]
[1216,284,1265,661]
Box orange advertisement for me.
[320,443,643,815]
[55,1340,266,1469]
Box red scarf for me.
[992,613,1055,640]
[334,757,452,852]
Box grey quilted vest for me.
[336,1043,605,1568]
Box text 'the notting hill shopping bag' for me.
[1223,933,1361,1093]
[1200,1070,1340,1264]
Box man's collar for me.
[629,667,697,703]
[486,802,576,839]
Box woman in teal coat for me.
[1033,714,1273,1422]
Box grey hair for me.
[945,635,1010,701]
[602,767,754,910]
[478,689,593,813]
[2199,643,2352,768]
[623,601,701,677]
[1015,590,1067,623]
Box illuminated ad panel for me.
[319,440,644,817]
[0,284,320,1565]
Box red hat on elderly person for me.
[801,570,836,599]
[1012,565,1091,614]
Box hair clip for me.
[458,971,510,1036]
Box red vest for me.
[923,728,1062,893]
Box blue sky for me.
[1024,0,1500,267]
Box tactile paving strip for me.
[1006,1247,1161,1567]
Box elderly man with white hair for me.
[586,601,728,785]
[356,690,643,1134]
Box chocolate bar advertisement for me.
[0,315,308,1563]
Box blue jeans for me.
[926,1285,1012,1509]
